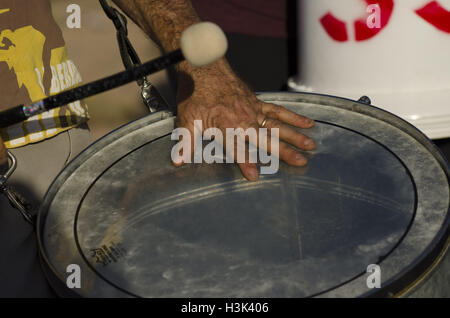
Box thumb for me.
[171,120,197,167]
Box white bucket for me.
[288,0,450,139]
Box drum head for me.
[38,92,449,297]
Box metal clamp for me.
[0,151,17,188]
[99,0,170,114]
[141,79,170,113]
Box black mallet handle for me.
[0,49,184,128]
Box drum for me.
[37,92,449,298]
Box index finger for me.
[261,102,315,129]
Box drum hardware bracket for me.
[358,95,372,105]
[0,152,35,226]
[99,0,170,114]
[141,79,171,113]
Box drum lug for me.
[4,186,35,225]
[358,95,372,105]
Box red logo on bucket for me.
[320,0,394,42]
[415,1,450,33]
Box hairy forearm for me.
[111,0,237,81]
[111,0,251,105]
[112,0,200,52]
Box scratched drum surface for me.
[39,93,449,297]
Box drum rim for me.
[36,110,174,298]
[37,92,450,298]
[257,91,450,174]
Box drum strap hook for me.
[99,0,170,113]
[0,152,36,227]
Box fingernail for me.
[172,152,184,166]
[295,154,307,164]
[305,139,315,148]
[172,157,183,166]
[248,169,259,181]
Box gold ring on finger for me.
[260,117,268,128]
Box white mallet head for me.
[180,22,228,67]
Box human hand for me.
[173,59,316,181]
